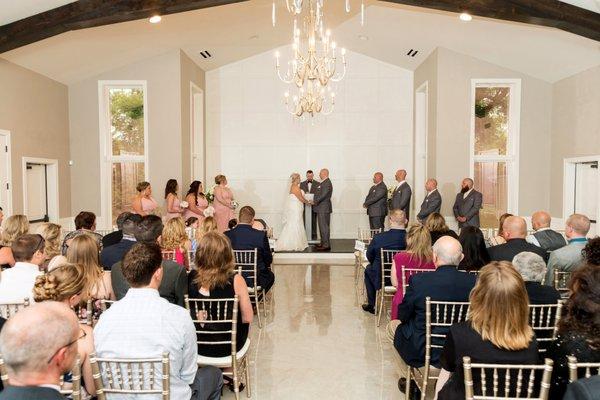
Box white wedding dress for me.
[275,192,308,251]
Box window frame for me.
[98,80,149,229]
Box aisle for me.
[224,264,399,399]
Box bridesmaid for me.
[132,181,158,216]
[213,174,235,232]
[164,179,185,221]
[184,180,209,222]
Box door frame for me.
[21,157,59,223]
[414,81,428,218]
[563,155,600,236]
[0,130,13,216]
[190,82,205,183]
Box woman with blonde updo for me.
[36,222,66,270]
[34,262,96,396]
[193,216,218,251]
[132,181,158,216]
[213,174,236,232]
[161,217,192,267]
[66,234,115,300]
[0,214,29,268]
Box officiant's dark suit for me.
[313,173,333,250]
[300,178,317,240]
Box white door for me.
[0,133,10,214]
[191,89,205,182]
[26,163,48,222]
[574,162,598,229]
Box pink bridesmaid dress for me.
[391,252,435,320]
[183,195,209,223]
[141,197,158,215]
[165,196,182,221]
[213,186,235,232]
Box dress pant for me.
[304,207,318,240]
[317,212,331,247]
[369,215,386,230]
[364,264,379,307]
[190,366,223,400]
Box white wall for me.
[206,46,413,238]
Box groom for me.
[311,168,333,251]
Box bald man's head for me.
[432,236,464,267]
[319,169,329,180]
[502,216,528,240]
[531,211,551,231]
[395,170,407,182]
[373,172,383,184]
[425,179,438,191]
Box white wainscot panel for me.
[307,114,344,145]
[242,78,279,114]
[308,145,341,178]
[342,112,379,145]
[272,145,309,179]
[344,78,379,113]
[219,146,247,179]
[377,145,413,174]
[273,115,307,145]
[237,146,275,179]
[219,113,244,145]
[377,78,409,113]
[341,145,378,177]
[338,180,373,210]
[378,112,412,145]
[242,112,277,145]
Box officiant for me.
[300,170,318,240]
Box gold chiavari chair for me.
[0,298,30,319]
[161,250,177,262]
[90,352,170,400]
[354,228,380,287]
[186,296,251,400]
[567,356,600,383]
[233,249,266,328]
[553,270,572,297]
[463,356,553,400]
[376,249,401,327]
[187,250,196,270]
[400,267,433,297]
[100,299,116,312]
[357,227,381,244]
[406,298,471,399]
[529,302,562,353]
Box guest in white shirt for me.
[0,234,45,304]
[94,242,222,400]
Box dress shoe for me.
[314,246,331,252]
[398,377,421,399]
[361,304,375,314]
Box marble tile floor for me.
[222,264,401,399]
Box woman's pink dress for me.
[213,186,234,232]
[165,195,182,221]
[183,195,209,223]
[391,252,435,320]
[141,197,158,215]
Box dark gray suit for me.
[300,179,317,240]
[363,182,388,230]
[0,386,65,399]
[453,189,483,228]
[417,189,442,222]
[313,178,333,247]
[390,181,412,220]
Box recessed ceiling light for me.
[149,15,162,24]
[358,34,369,41]
[459,12,472,22]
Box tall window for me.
[471,80,520,228]
[99,82,148,226]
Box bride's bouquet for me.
[205,186,216,203]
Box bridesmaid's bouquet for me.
[203,206,215,218]
[205,186,216,204]
[231,201,239,210]
[180,201,189,208]
[387,186,395,200]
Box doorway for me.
[414,82,428,219]
[563,156,600,236]
[22,157,59,223]
[0,130,12,216]
[190,83,205,183]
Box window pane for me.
[112,162,145,225]
[110,88,145,156]
[474,161,508,228]
[474,87,510,156]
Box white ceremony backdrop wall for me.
[206,46,414,238]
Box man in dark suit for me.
[394,236,477,369]
[452,178,483,228]
[512,252,561,305]
[390,169,412,221]
[100,213,141,270]
[488,216,548,262]
[363,172,388,230]
[417,178,442,222]
[311,168,333,251]
[225,206,275,293]
[101,212,130,249]
[111,215,188,307]
[362,209,407,314]
[0,302,79,400]
[300,170,317,240]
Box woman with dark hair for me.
[184,180,209,223]
[546,264,600,400]
[581,237,600,266]
[164,179,184,221]
[458,226,490,271]
[487,213,513,247]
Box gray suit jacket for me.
[364,182,388,217]
[299,179,317,195]
[390,182,412,220]
[417,189,442,221]
[313,178,333,214]
[453,189,482,228]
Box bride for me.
[275,173,310,251]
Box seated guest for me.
[36,222,65,270]
[193,216,218,251]
[488,216,547,262]
[186,217,199,229]
[225,206,275,293]
[458,226,490,271]
[188,232,253,392]
[361,209,407,314]
[101,212,130,248]
[424,213,458,245]
[61,211,103,255]
[99,213,141,270]
[252,218,268,231]
[435,262,539,400]
[563,376,600,400]
[546,264,600,400]
[546,213,590,285]
[390,224,434,319]
[0,302,80,400]
[0,214,29,268]
[393,237,477,387]
[161,217,192,268]
[0,234,45,303]
[67,235,114,301]
[526,210,567,253]
[582,237,600,265]
[94,242,223,400]
[228,218,238,231]
[111,215,187,306]
[33,263,96,396]
[486,213,512,247]
[513,252,561,304]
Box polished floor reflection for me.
[223,264,399,399]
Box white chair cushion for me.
[197,338,251,368]
[384,286,397,294]
[247,286,262,294]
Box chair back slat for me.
[233,249,258,289]
[161,250,177,262]
[0,298,30,319]
[187,250,196,269]
[401,267,432,295]
[553,270,571,295]
[380,249,401,290]
[567,356,600,383]
[529,302,562,353]
[358,228,381,244]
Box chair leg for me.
[405,367,412,400]
[254,295,263,329]
[262,289,268,318]
[244,357,251,398]
[377,295,384,327]
[233,362,240,400]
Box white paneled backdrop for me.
[206,45,414,238]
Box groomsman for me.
[453,178,483,228]
[390,169,412,221]
[300,170,318,240]
[363,172,388,230]
[312,169,333,251]
[417,178,442,223]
